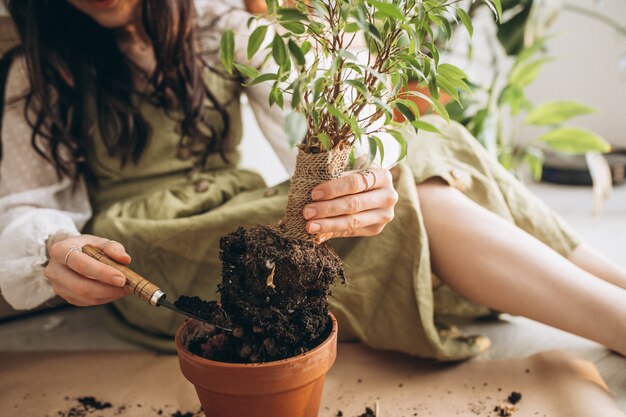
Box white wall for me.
[525,0,626,148]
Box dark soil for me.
[507,391,522,405]
[174,296,231,329]
[358,407,376,417]
[51,396,112,417]
[77,396,112,411]
[186,225,345,363]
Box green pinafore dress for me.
[85,70,580,361]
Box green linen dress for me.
[86,70,580,361]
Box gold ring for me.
[100,240,117,250]
[63,247,81,266]
[358,169,377,192]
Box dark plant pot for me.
[175,313,338,417]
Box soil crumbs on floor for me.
[42,396,201,417]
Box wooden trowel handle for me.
[81,244,164,305]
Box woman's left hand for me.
[303,168,398,243]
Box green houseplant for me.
[175,1,499,416]
[442,0,615,181]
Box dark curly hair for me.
[6,0,235,181]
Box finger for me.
[304,189,392,220]
[63,250,127,288]
[311,168,390,201]
[306,208,393,235]
[315,224,386,243]
[47,262,128,300]
[51,284,106,307]
[85,236,132,264]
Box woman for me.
[0,0,624,358]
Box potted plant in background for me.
[174,0,490,416]
[445,0,620,189]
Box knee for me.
[416,177,474,217]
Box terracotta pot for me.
[393,82,452,122]
[243,0,267,14]
[243,0,302,14]
[175,313,338,417]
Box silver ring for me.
[100,240,117,250]
[358,169,377,192]
[64,247,81,266]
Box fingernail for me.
[311,190,324,200]
[308,223,321,233]
[113,276,126,287]
[303,207,317,219]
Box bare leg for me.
[417,179,626,356]
[568,243,626,290]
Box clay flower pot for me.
[175,313,338,417]
[243,0,267,14]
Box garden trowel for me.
[81,244,231,331]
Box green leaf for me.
[484,0,503,22]
[220,29,235,74]
[233,63,259,79]
[369,135,385,166]
[524,147,544,181]
[287,39,306,65]
[457,8,473,37]
[277,7,309,22]
[318,132,331,151]
[300,41,312,55]
[538,127,611,155]
[499,85,531,116]
[395,102,416,122]
[436,75,460,103]
[244,73,278,87]
[285,112,308,145]
[345,79,369,98]
[387,130,408,162]
[327,105,348,128]
[247,25,268,60]
[271,35,287,66]
[266,0,278,14]
[509,57,553,88]
[412,120,441,134]
[312,77,325,102]
[369,0,404,20]
[437,63,468,81]
[269,85,284,108]
[491,0,503,21]
[524,101,596,126]
[345,22,360,33]
[281,21,306,34]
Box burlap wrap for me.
[280,145,351,241]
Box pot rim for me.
[175,312,337,369]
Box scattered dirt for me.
[186,225,345,363]
[40,397,201,417]
[51,396,112,417]
[494,404,517,416]
[358,406,376,417]
[507,391,522,405]
[77,396,112,411]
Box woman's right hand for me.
[45,234,132,306]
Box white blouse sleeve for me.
[196,1,297,174]
[0,56,92,310]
